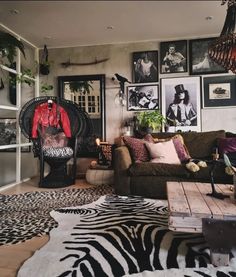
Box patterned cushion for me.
[123,136,150,162]
[218,137,236,155]
[42,132,68,148]
[43,147,73,158]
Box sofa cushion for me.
[129,162,190,177]
[218,137,236,155]
[145,140,181,164]
[122,136,150,162]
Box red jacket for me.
[32,102,71,138]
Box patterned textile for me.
[42,131,68,148]
[0,184,113,245]
[42,146,73,158]
[123,136,150,162]
[17,195,236,277]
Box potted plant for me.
[41,82,54,94]
[136,110,166,133]
[0,31,25,65]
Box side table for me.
[86,167,114,186]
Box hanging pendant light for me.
[208,0,236,73]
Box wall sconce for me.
[208,0,236,73]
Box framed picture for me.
[189,37,228,75]
[203,75,236,108]
[160,40,187,74]
[127,83,159,111]
[132,51,158,83]
[161,76,201,132]
[0,119,30,152]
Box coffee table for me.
[167,181,236,266]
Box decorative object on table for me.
[17,195,236,277]
[160,40,187,74]
[136,110,166,134]
[190,37,227,75]
[39,45,51,75]
[161,76,201,132]
[127,83,159,111]
[132,50,158,83]
[203,75,236,108]
[0,31,25,64]
[208,0,236,73]
[207,149,229,199]
[96,138,115,168]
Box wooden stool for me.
[86,168,114,186]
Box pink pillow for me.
[172,136,191,162]
[218,137,236,155]
[145,140,181,164]
[123,136,150,162]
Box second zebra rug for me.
[18,195,236,277]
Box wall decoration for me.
[161,76,201,132]
[127,83,159,111]
[160,40,187,74]
[203,75,236,108]
[189,37,228,75]
[132,51,158,83]
[0,119,30,152]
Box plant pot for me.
[40,63,50,75]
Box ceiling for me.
[0,1,227,49]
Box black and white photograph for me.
[0,119,30,152]
[127,83,159,111]
[161,77,201,132]
[160,40,187,74]
[203,75,236,108]
[189,37,228,75]
[132,51,158,83]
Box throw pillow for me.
[151,134,191,162]
[145,140,181,164]
[122,136,150,162]
[218,137,236,155]
[42,132,68,148]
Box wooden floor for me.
[0,177,94,277]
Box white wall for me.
[40,40,236,144]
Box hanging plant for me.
[0,31,26,65]
[69,81,93,94]
[41,82,54,94]
[39,45,52,75]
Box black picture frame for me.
[189,37,228,75]
[0,118,31,152]
[161,76,201,133]
[160,40,187,74]
[132,51,158,83]
[126,83,159,111]
[58,74,106,158]
[203,75,236,108]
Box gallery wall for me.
[40,39,236,144]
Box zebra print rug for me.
[18,195,236,277]
[0,184,113,245]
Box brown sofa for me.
[114,130,233,199]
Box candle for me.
[216,148,218,155]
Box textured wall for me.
[40,40,236,144]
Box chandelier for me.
[208,0,236,73]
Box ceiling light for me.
[10,9,19,15]
[205,16,213,20]
[208,0,236,73]
[106,26,114,30]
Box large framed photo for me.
[0,119,30,152]
[189,37,227,75]
[160,40,187,74]
[132,51,158,83]
[161,76,201,132]
[203,75,236,108]
[127,83,159,111]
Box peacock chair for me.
[19,96,92,188]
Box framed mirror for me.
[58,74,106,157]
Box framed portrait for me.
[132,51,158,83]
[189,37,228,75]
[0,119,30,152]
[203,75,236,108]
[161,76,201,132]
[127,83,159,111]
[160,40,187,74]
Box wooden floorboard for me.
[0,177,94,277]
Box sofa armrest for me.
[114,146,132,195]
